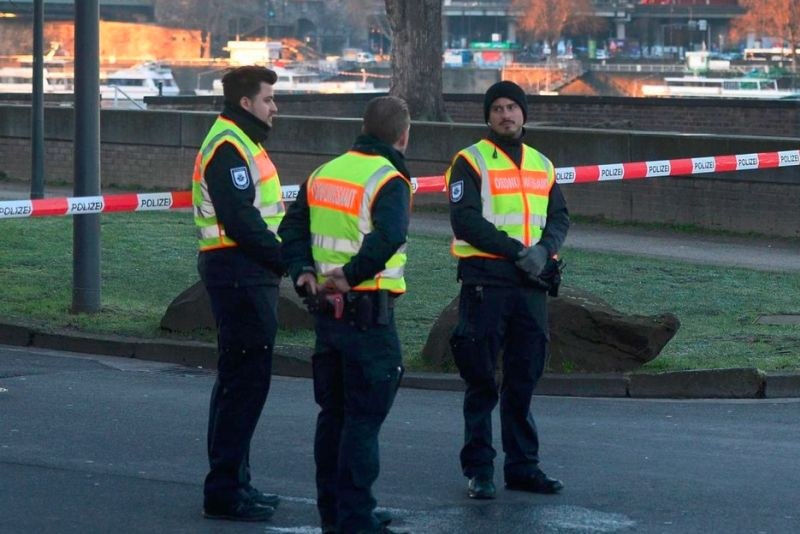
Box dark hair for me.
[222,66,277,105]
[362,96,410,145]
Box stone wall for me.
[1,104,798,236]
[146,92,800,138]
[440,94,800,137]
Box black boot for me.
[246,485,280,508]
[467,475,496,499]
[202,500,275,522]
[505,469,564,494]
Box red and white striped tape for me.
[2,149,797,219]
[410,149,800,193]
[0,186,299,219]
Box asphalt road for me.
[2,345,798,534]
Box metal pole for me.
[264,1,273,63]
[72,0,101,313]
[30,0,44,199]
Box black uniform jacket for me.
[447,129,569,287]
[278,134,411,293]
[198,102,284,288]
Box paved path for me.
[410,213,800,273]
[2,345,799,534]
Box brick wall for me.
[440,95,800,137]
[149,93,800,137]
[1,104,798,236]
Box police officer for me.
[446,81,569,499]
[279,96,411,534]
[192,66,285,521]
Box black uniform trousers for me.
[203,283,278,507]
[312,303,403,534]
[450,284,548,482]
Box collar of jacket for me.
[485,127,527,166]
[351,134,412,180]
[486,126,526,150]
[221,101,271,145]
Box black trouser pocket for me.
[346,356,402,417]
[450,285,494,384]
[451,328,494,384]
[341,326,403,417]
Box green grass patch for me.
[0,212,798,372]
[563,251,800,372]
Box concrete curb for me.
[538,373,630,397]
[628,368,765,399]
[0,322,798,399]
[764,372,800,398]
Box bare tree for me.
[385,0,446,121]
[733,0,800,69]
[512,0,597,59]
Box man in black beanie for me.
[483,80,529,124]
[444,80,569,500]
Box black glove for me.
[527,257,565,297]
[515,244,549,277]
[302,293,324,314]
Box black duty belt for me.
[305,290,395,329]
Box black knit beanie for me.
[483,80,528,123]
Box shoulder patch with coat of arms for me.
[230,166,250,190]
[450,180,464,203]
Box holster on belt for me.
[346,290,393,330]
[304,291,344,319]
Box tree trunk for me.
[385,0,446,121]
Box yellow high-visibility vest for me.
[307,151,411,293]
[445,139,554,258]
[192,116,284,251]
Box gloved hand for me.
[515,244,549,277]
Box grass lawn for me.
[1,211,798,372]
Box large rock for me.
[160,278,314,333]
[548,288,680,372]
[420,297,461,372]
[421,287,679,373]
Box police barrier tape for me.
[2,149,798,219]
[411,149,800,192]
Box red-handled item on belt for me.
[325,293,344,320]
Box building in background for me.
[0,0,155,22]
[442,0,744,57]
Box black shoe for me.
[246,486,280,508]
[375,510,392,526]
[505,469,564,494]
[323,511,393,533]
[202,500,275,522]
[467,476,496,499]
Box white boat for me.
[195,65,382,96]
[99,61,180,100]
[0,66,74,94]
[641,76,800,100]
[273,66,381,94]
